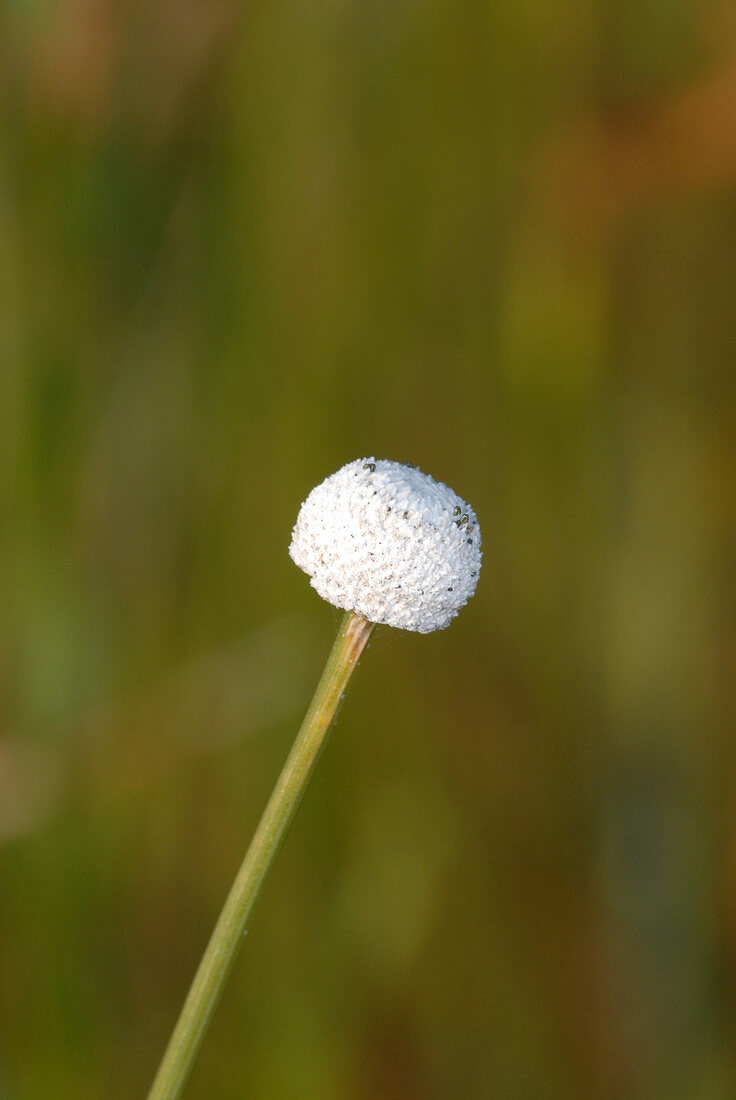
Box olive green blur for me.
[1,2,735,1097]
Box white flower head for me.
[289,458,482,633]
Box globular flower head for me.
[289,458,481,633]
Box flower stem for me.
[147,610,375,1100]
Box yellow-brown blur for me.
[1,2,735,1097]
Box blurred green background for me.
[2,1,735,1096]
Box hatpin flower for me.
[148,459,481,1100]
[290,458,481,632]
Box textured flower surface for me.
[289,458,482,632]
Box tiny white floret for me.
[289,458,482,632]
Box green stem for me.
[147,609,375,1100]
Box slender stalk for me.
[147,610,375,1100]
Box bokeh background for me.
[2,1,736,1096]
